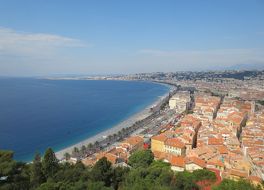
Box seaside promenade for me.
[56,83,177,160]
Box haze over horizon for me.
[0,0,264,76]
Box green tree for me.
[36,181,59,190]
[172,171,199,190]
[212,179,262,190]
[112,167,130,190]
[42,148,59,178]
[63,152,71,161]
[149,160,171,170]
[88,181,113,190]
[90,157,113,187]
[192,169,216,189]
[54,161,88,183]
[117,131,122,138]
[94,141,100,148]
[156,169,174,187]
[0,150,30,190]
[193,169,216,182]
[128,150,154,168]
[30,152,45,189]
[87,143,93,150]
[0,150,16,178]
[121,167,149,189]
[113,133,117,140]
[81,145,86,156]
[72,147,80,158]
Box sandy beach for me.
[55,90,171,160]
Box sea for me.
[0,78,169,161]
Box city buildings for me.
[151,93,264,181]
[169,91,191,113]
[75,71,264,184]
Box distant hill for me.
[228,63,264,71]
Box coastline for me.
[55,83,172,160]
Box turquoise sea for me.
[0,78,169,161]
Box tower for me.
[251,101,255,114]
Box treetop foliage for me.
[0,149,262,190]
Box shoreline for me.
[55,82,173,160]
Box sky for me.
[0,0,264,76]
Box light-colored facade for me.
[185,157,206,172]
[164,138,186,156]
[151,134,167,152]
[185,163,204,172]
[169,91,190,113]
[171,165,185,172]
[165,145,184,155]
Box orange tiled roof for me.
[82,157,96,166]
[105,153,118,164]
[207,160,224,168]
[217,145,228,154]
[96,151,107,160]
[208,137,224,145]
[109,147,129,161]
[186,156,206,168]
[248,176,262,183]
[170,155,185,168]
[229,169,248,178]
[165,138,185,148]
[152,134,167,142]
[181,114,200,124]
[153,151,168,160]
[95,152,118,164]
[122,135,144,146]
[180,135,192,143]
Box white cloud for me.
[0,27,88,57]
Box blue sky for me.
[0,0,264,76]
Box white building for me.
[169,91,190,113]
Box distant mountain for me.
[228,63,264,71]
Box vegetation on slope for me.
[0,149,262,190]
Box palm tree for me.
[72,147,79,157]
[64,152,71,160]
[94,141,100,148]
[81,145,86,156]
[108,135,113,141]
[122,127,126,135]
[87,143,93,150]
[106,135,110,142]
[125,128,129,134]
[73,147,79,153]
[117,131,122,140]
